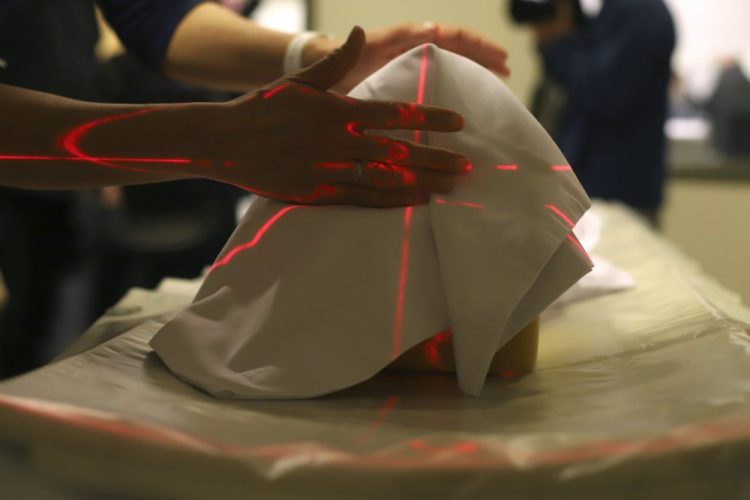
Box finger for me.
[377,23,435,56]
[433,26,511,77]
[312,184,430,208]
[348,101,464,132]
[317,161,460,194]
[356,162,459,194]
[362,137,471,174]
[288,26,365,90]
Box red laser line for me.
[550,164,572,171]
[294,185,336,203]
[408,439,479,456]
[261,83,290,100]
[453,441,480,454]
[210,205,301,271]
[409,439,427,450]
[405,103,425,125]
[390,103,426,128]
[424,329,452,366]
[389,45,429,360]
[0,154,192,164]
[364,396,399,437]
[6,392,750,471]
[495,164,519,171]
[412,44,429,144]
[388,164,416,187]
[434,198,484,209]
[415,46,428,108]
[345,122,362,136]
[434,330,451,343]
[544,203,575,228]
[391,206,413,359]
[36,388,750,466]
[317,161,352,170]
[395,104,410,126]
[295,86,317,96]
[388,141,409,161]
[5,108,195,171]
[425,340,440,364]
[60,108,160,172]
[544,204,592,264]
[235,184,336,204]
[567,233,593,266]
[367,163,417,188]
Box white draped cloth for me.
[151,44,592,399]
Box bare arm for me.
[163,3,510,93]
[0,28,470,207]
[0,84,203,189]
[162,2,293,91]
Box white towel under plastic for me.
[151,44,592,399]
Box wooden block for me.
[388,317,539,376]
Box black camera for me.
[508,0,589,27]
[509,0,558,24]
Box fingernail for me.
[421,21,438,36]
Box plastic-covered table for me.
[1,202,749,499]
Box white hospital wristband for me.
[283,31,329,74]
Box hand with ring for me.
[200,26,472,208]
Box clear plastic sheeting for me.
[1,202,749,499]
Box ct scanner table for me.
[1,202,749,499]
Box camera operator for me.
[510,0,675,226]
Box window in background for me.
[252,0,308,32]
[662,0,750,151]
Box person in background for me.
[707,55,750,157]
[0,0,511,378]
[521,0,675,225]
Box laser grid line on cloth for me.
[150,44,592,399]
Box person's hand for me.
[305,23,510,93]
[204,26,471,207]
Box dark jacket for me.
[539,0,675,209]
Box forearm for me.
[163,2,333,91]
[0,27,471,207]
[162,3,512,95]
[0,84,216,190]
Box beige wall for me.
[310,0,540,105]
[662,180,750,307]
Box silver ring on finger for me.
[352,160,366,184]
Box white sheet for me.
[553,211,635,307]
[151,44,591,399]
